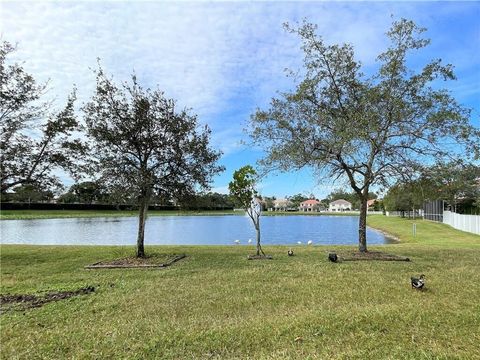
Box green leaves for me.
[250,18,479,190]
[1,41,85,193]
[228,165,258,210]
[83,65,224,204]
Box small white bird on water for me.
[234,239,240,244]
[297,241,302,245]
[307,240,313,245]
[248,239,252,244]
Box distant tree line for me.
[383,162,480,214]
[1,181,236,210]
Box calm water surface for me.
[0,215,393,245]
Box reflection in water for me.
[0,215,394,246]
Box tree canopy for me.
[9,183,54,203]
[249,18,480,252]
[288,193,310,208]
[0,40,85,193]
[57,181,109,204]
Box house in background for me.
[367,199,377,211]
[299,199,320,212]
[328,199,352,212]
[273,198,292,211]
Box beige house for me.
[328,199,352,212]
[299,199,320,212]
[273,198,292,211]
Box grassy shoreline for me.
[1,216,479,359]
[0,209,239,220]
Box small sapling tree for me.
[229,165,265,256]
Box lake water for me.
[0,215,393,246]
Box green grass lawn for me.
[1,216,479,359]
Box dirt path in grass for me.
[0,286,95,313]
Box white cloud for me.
[0,1,402,154]
[2,1,478,195]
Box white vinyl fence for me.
[443,211,480,235]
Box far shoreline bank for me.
[0,209,237,220]
[0,209,382,221]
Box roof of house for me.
[300,199,320,206]
[330,199,352,206]
[367,199,377,206]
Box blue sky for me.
[1,1,479,199]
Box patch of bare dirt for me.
[0,286,95,313]
[85,254,186,269]
[335,250,410,262]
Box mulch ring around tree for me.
[85,253,186,269]
[0,286,95,314]
[334,250,410,262]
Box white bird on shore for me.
[248,239,252,244]
[234,239,240,244]
[307,240,313,245]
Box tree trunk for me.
[254,218,265,256]
[358,196,368,252]
[136,197,149,258]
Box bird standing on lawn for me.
[287,249,294,256]
[411,274,425,289]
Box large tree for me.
[11,183,54,204]
[58,181,109,204]
[250,19,479,252]
[83,67,224,257]
[0,41,84,193]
